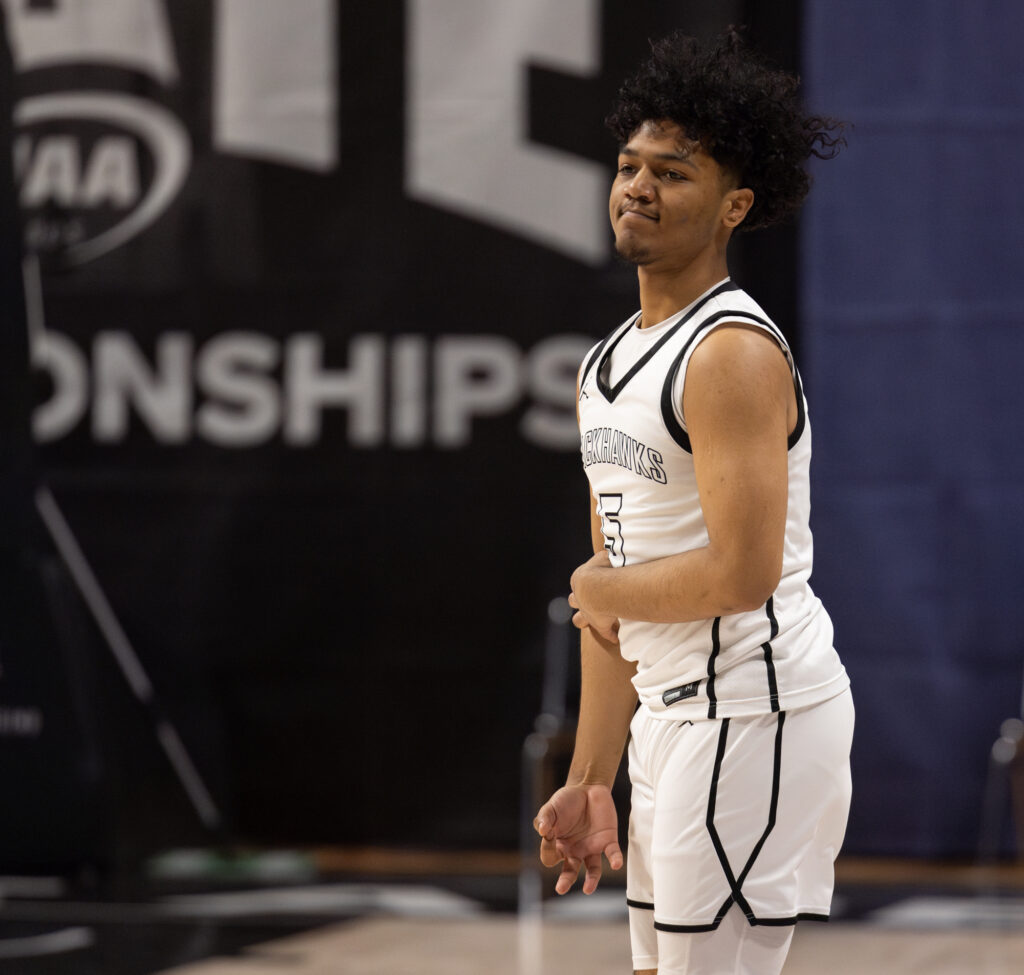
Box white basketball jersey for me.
[578,279,848,720]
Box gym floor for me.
[1,852,1023,974]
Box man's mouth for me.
[620,206,658,221]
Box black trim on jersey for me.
[731,711,786,895]
[654,912,829,934]
[626,898,655,910]
[789,365,807,448]
[753,912,830,926]
[595,281,739,403]
[579,313,639,400]
[706,617,721,719]
[650,713,823,934]
[654,918,725,934]
[661,711,788,932]
[701,718,739,928]
[762,597,781,713]
[659,310,807,454]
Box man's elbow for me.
[721,561,781,614]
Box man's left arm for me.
[570,325,795,627]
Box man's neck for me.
[635,253,731,328]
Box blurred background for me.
[1,0,1023,972]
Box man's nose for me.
[624,168,654,201]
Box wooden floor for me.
[139,853,1024,974]
[152,915,1024,975]
[3,852,1023,974]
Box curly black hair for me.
[606,28,846,231]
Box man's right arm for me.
[566,623,637,789]
[533,494,637,895]
[571,490,638,788]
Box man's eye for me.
[618,164,635,175]
[666,170,686,181]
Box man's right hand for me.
[533,783,623,895]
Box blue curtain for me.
[802,0,1024,855]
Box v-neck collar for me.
[596,279,739,403]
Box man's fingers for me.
[538,836,562,868]
[571,610,589,631]
[581,853,603,895]
[534,803,557,838]
[604,842,624,872]
[555,857,580,895]
[545,843,621,894]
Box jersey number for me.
[597,493,626,567]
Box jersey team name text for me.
[581,425,668,483]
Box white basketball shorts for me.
[626,687,854,973]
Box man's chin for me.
[613,240,653,267]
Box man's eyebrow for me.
[618,145,697,165]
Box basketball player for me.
[533,30,853,975]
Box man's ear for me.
[723,188,754,229]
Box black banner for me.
[2,0,798,857]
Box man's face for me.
[609,119,743,269]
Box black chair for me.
[978,668,1024,861]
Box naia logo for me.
[14,92,190,265]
